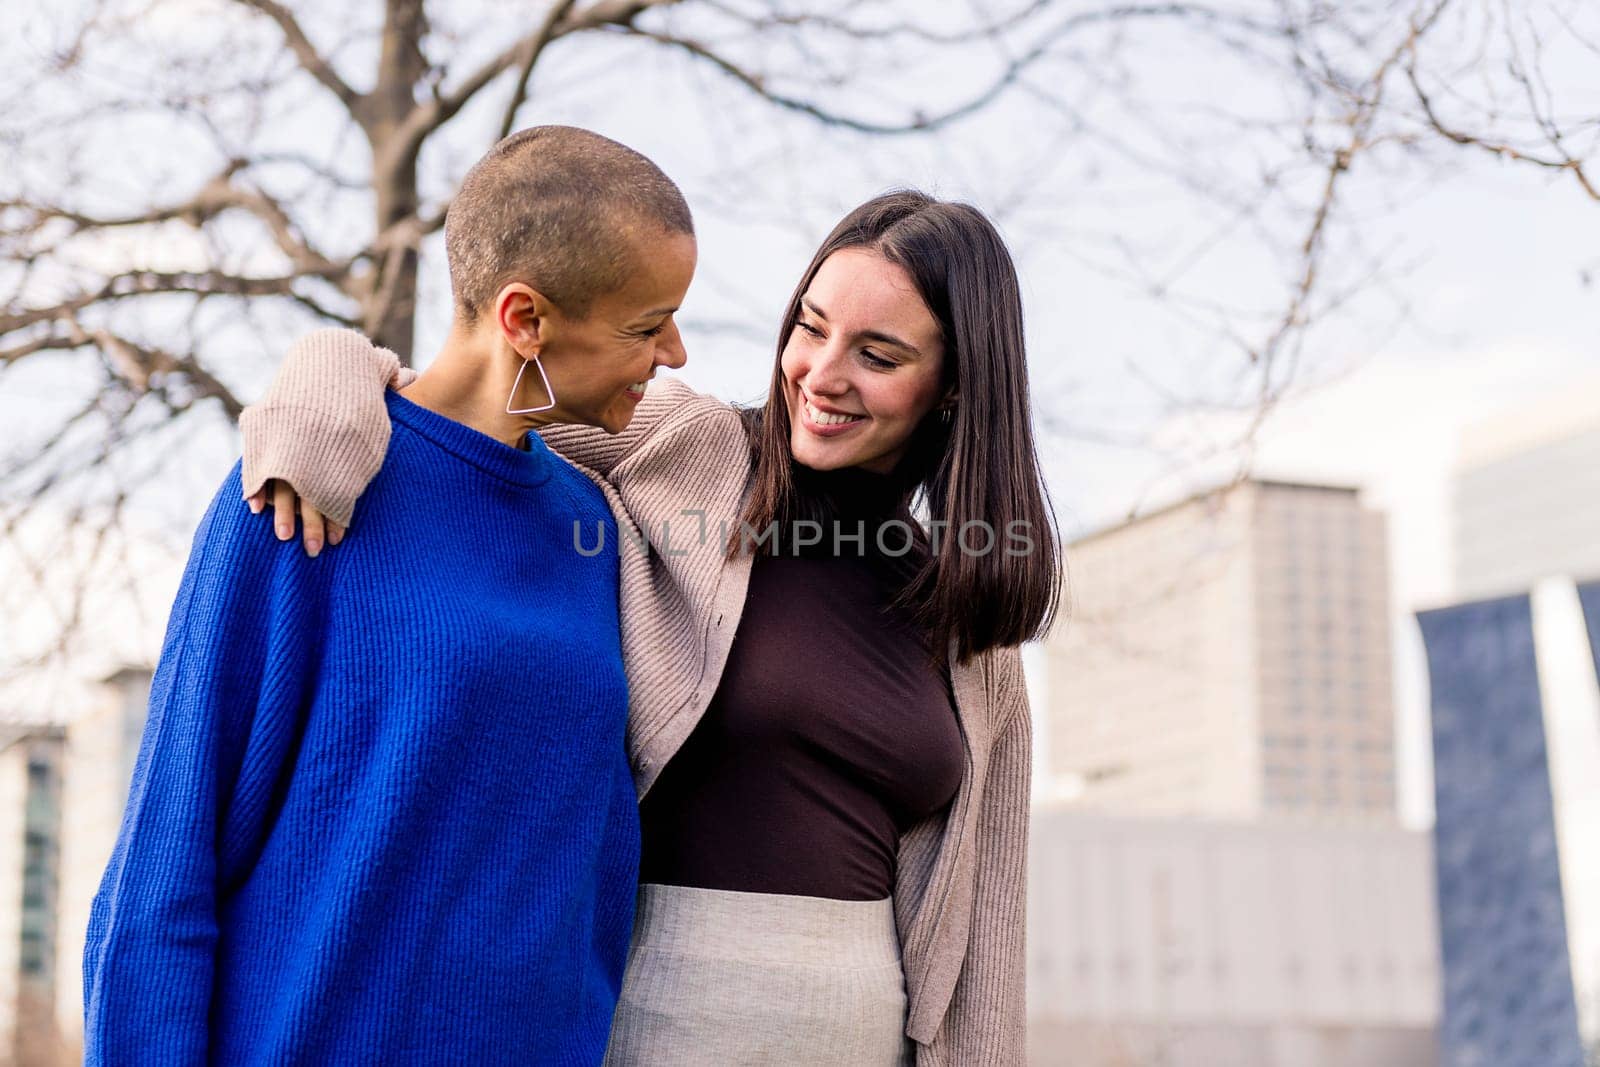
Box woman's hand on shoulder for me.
[246,480,344,557]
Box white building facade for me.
[1045,480,1396,823]
[1452,385,1600,601]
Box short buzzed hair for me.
[444,126,693,322]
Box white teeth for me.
[629,381,648,392]
[806,401,863,427]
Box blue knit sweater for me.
[84,392,638,1066]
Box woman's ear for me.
[494,282,560,358]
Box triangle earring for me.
[506,354,557,415]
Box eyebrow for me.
[800,298,921,356]
[632,305,679,322]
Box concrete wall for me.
[1028,809,1440,1066]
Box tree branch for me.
[0,267,346,334]
[66,320,245,419]
[234,0,365,116]
[700,0,1276,48]
[1237,0,1456,415]
[0,331,82,365]
[1405,63,1599,200]
[612,25,1023,135]
[4,164,341,275]
[390,0,681,159]
[498,0,583,141]
[251,150,369,191]
[0,320,243,422]
[610,5,1285,138]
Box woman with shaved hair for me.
[245,186,1059,1065]
[83,127,697,1065]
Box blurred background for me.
[1,1,1598,1063]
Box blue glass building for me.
[1418,590,1589,1067]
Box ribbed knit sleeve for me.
[938,649,1032,1064]
[238,328,415,527]
[83,466,324,1064]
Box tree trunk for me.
[370,184,420,365]
[365,0,430,365]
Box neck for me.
[400,326,558,448]
[792,463,910,521]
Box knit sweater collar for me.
[387,389,553,487]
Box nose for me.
[656,319,688,370]
[802,338,850,397]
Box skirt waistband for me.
[630,883,901,968]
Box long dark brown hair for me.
[735,190,1062,663]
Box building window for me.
[20,743,61,989]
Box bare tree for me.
[0,0,1091,681]
[0,0,1596,673]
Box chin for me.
[789,430,851,471]
[592,404,635,434]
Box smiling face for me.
[780,247,948,474]
[504,228,697,433]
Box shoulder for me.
[644,377,741,424]
[547,454,617,522]
[202,460,296,562]
[175,461,328,625]
[618,379,750,471]
[623,378,746,455]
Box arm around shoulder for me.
[239,328,410,528]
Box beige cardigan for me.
[239,329,1032,1065]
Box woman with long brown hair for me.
[244,189,1059,1065]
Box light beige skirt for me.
[603,883,915,1065]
